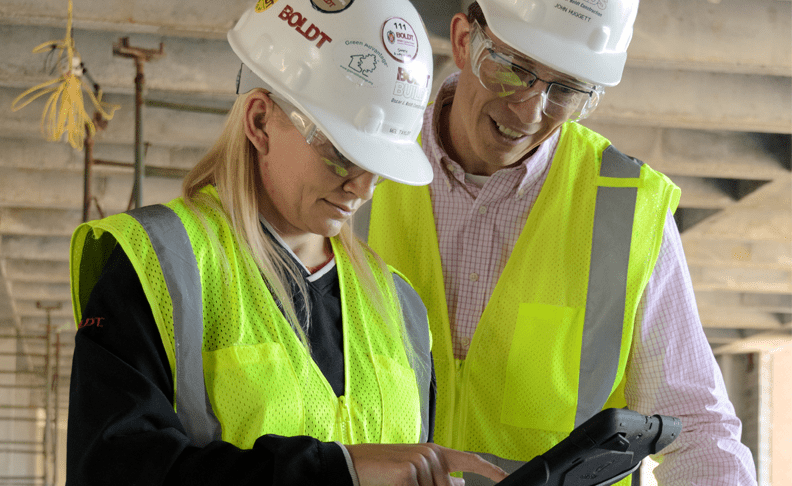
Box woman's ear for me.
[450,13,472,70]
[244,91,274,154]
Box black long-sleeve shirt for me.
[67,242,435,485]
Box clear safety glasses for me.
[266,92,382,182]
[469,21,602,121]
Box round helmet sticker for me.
[311,0,354,13]
[381,17,419,62]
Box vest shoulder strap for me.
[127,204,222,447]
[391,270,432,442]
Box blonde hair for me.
[182,90,410,358]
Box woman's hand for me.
[345,443,508,486]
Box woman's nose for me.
[343,171,379,201]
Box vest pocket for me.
[369,353,422,443]
[203,342,304,448]
[500,303,584,433]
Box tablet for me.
[495,408,682,486]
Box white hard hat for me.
[476,0,639,86]
[228,0,434,185]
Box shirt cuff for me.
[336,442,361,486]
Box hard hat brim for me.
[302,99,433,186]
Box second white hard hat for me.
[476,0,639,87]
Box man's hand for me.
[346,443,508,486]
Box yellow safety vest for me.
[369,123,680,466]
[71,185,426,449]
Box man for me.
[364,0,758,484]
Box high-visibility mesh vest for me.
[71,186,423,448]
[369,123,680,467]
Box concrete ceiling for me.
[0,0,790,406]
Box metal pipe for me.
[0,366,72,373]
[92,159,190,179]
[0,334,48,340]
[36,302,60,486]
[0,417,40,422]
[0,370,53,375]
[144,99,229,115]
[0,352,49,358]
[112,37,165,210]
[53,332,61,486]
[83,126,94,222]
[0,405,70,410]
[43,321,51,486]
[134,58,144,209]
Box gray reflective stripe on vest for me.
[392,274,432,443]
[127,205,222,447]
[575,146,643,427]
[352,199,372,242]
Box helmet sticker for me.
[391,65,430,111]
[381,17,419,62]
[311,0,354,13]
[556,0,606,21]
[336,40,390,88]
[581,0,608,10]
[278,5,333,48]
[254,0,278,13]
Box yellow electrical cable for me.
[10,0,120,151]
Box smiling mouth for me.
[494,120,525,140]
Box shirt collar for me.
[257,214,335,281]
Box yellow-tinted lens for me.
[323,158,349,177]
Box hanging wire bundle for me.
[10,0,120,150]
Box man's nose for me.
[507,88,544,125]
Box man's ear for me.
[244,91,275,154]
[450,13,472,70]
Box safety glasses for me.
[266,92,383,183]
[469,21,602,121]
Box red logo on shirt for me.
[78,317,106,329]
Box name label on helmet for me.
[555,2,597,21]
[278,5,333,48]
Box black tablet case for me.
[495,408,682,486]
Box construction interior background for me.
[0,0,790,484]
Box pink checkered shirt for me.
[421,73,757,485]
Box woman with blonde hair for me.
[66,1,506,485]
